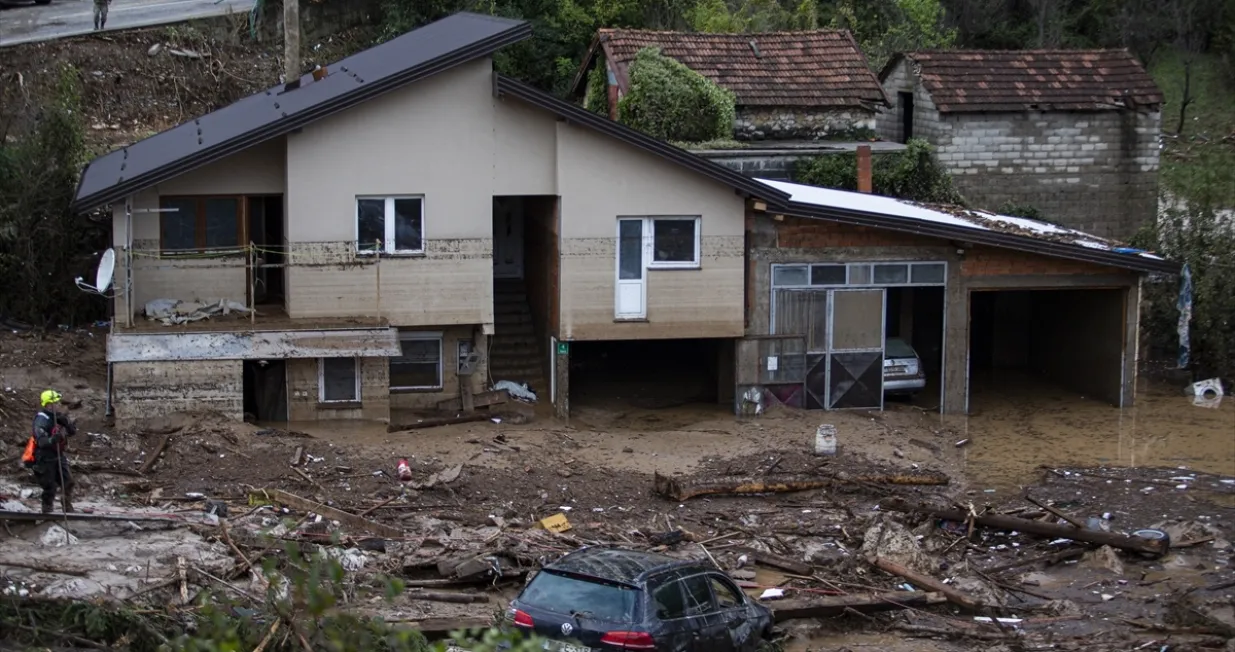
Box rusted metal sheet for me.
[107,328,401,362]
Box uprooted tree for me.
[617,47,736,143]
[0,64,108,329]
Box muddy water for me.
[953,375,1235,491]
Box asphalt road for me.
[0,0,257,47]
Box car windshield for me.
[520,571,640,622]
[885,338,916,359]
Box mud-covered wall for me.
[286,357,391,421]
[112,360,242,424]
[388,325,486,411]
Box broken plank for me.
[736,548,813,576]
[655,469,949,501]
[881,496,1170,557]
[261,489,402,539]
[139,434,173,475]
[867,557,985,611]
[772,591,946,622]
[388,414,491,432]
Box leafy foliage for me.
[585,54,610,114]
[617,47,736,142]
[826,0,956,71]
[0,64,107,329]
[792,138,964,205]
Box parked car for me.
[506,546,774,651]
[883,337,926,396]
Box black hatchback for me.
[505,546,773,651]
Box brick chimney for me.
[856,145,872,193]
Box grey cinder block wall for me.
[878,59,1160,241]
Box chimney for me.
[606,69,619,121]
[856,145,872,193]
[312,65,328,82]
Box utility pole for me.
[283,0,300,84]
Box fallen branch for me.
[735,547,813,576]
[880,497,1170,557]
[654,469,949,501]
[867,556,985,611]
[1024,494,1086,529]
[140,435,173,475]
[771,591,945,622]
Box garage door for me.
[774,288,885,410]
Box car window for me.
[519,571,638,622]
[652,580,686,620]
[885,338,916,359]
[708,576,742,609]
[681,575,715,617]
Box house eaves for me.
[495,75,790,204]
[72,13,533,213]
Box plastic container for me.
[814,424,837,456]
[397,458,413,482]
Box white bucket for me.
[814,424,837,456]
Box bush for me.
[792,138,964,205]
[584,55,609,115]
[617,47,735,143]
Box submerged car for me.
[506,546,773,651]
[883,337,926,396]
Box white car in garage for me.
[883,337,926,395]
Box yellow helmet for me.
[40,390,62,407]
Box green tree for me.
[828,0,956,70]
[617,47,736,141]
[792,139,964,205]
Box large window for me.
[649,217,700,267]
[319,358,360,403]
[772,262,947,289]
[390,331,442,390]
[159,196,242,252]
[357,196,424,255]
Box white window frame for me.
[318,358,361,403]
[390,331,443,391]
[646,216,702,270]
[355,195,426,256]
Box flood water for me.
[954,374,1235,491]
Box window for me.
[811,264,847,285]
[708,576,742,610]
[771,262,948,288]
[159,196,241,252]
[773,265,808,286]
[357,196,424,255]
[390,331,442,390]
[650,217,699,267]
[873,263,910,284]
[319,358,360,403]
[652,581,687,620]
[518,571,639,622]
[681,575,715,617]
[911,263,946,284]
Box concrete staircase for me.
[489,278,546,394]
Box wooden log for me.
[262,489,403,539]
[408,590,490,604]
[654,469,950,501]
[867,556,984,611]
[139,434,173,475]
[881,497,1170,557]
[772,591,946,622]
[388,413,491,432]
[0,560,89,576]
[1024,495,1087,529]
[735,548,813,576]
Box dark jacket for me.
[32,410,76,463]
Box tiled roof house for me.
[570,28,889,141]
[876,49,1164,240]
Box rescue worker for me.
[31,390,77,514]
[93,0,111,31]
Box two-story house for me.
[75,13,1176,426]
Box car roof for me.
[545,547,703,585]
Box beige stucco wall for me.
[287,357,391,421]
[109,139,286,320]
[112,360,243,424]
[554,121,747,341]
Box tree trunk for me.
[283,0,300,84]
[1176,58,1194,135]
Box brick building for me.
[876,50,1163,240]
[570,28,889,141]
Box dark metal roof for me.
[775,199,1179,274]
[495,75,790,204]
[72,13,533,212]
[546,547,697,585]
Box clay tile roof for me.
[594,28,888,109]
[887,49,1163,113]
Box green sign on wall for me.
[557,341,569,355]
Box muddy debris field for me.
[1,329,1234,652]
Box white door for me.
[493,199,524,279]
[615,218,646,319]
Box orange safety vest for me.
[21,436,37,467]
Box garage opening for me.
[243,359,287,422]
[885,286,945,410]
[569,338,728,410]
[968,289,1127,408]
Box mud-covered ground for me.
[1,328,1233,651]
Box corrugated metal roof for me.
[73,12,532,211]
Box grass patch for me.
[1149,48,1235,206]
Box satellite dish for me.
[96,248,115,293]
